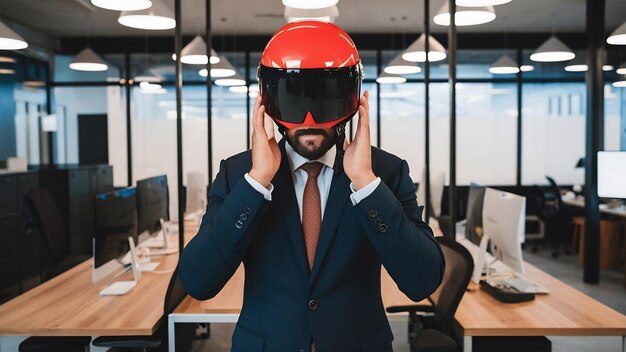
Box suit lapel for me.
[310,145,351,284]
[273,140,310,279]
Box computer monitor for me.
[465,184,486,246]
[137,175,169,241]
[92,187,138,283]
[482,187,526,275]
[416,167,445,219]
[598,151,626,199]
[186,171,207,221]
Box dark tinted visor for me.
[258,64,362,124]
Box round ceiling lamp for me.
[564,57,587,72]
[384,53,421,75]
[603,65,614,72]
[134,69,163,83]
[0,20,28,50]
[433,3,496,27]
[617,63,626,75]
[91,0,152,11]
[69,48,108,71]
[0,68,15,74]
[180,36,220,65]
[613,75,626,88]
[118,0,175,30]
[520,65,534,72]
[402,34,447,62]
[282,0,338,10]
[456,0,511,5]
[607,21,626,45]
[376,72,407,84]
[530,36,575,62]
[284,5,339,23]
[215,73,246,86]
[199,55,237,78]
[489,55,519,74]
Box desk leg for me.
[622,335,625,352]
[168,314,176,352]
[463,335,472,352]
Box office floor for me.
[188,247,625,352]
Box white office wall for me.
[107,86,128,187]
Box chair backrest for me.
[25,188,68,261]
[428,236,474,334]
[164,264,188,315]
[545,176,562,207]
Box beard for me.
[286,128,337,160]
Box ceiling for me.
[1,0,626,38]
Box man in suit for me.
[179,21,444,352]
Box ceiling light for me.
[489,55,519,74]
[140,87,167,94]
[456,0,511,5]
[520,65,534,72]
[617,64,626,75]
[402,34,447,62]
[384,53,421,75]
[0,56,16,63]
[376,72,407,84]
[0,20,28,50]
[282,0,338,10]
[284,5,339,23]
[180,36,220,65]
[91,0,152,11]
[118,0,175,30]
[229,86,249,93]
[607,21,626,45]
[0,68,15,74]
[199,55,237,78]
[564,57,587,72]
[530,36,575,62]
[433,3,496,27]
[139,81,162,89]
[603,65,614,72]
[69,48,108,71]
[613,76,626,88]
[215,73,246,86]
[134,70,163,83]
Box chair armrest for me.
[386,304,434,314]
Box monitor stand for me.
[142,218,179,256]
[100,237,142,296]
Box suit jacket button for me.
[374,218,382,226]
[368,210,378,219]
[235,220,244,229]
[378,224,388,233]
[244,207,251,215]
[239,214,248,222]
[308,299,318,311]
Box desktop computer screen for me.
[482,187,526,274]
[186,171,207,215]
[93,187,138,282]
[598,151,626,199]
[465,184,486,246]
[137,175,169,237]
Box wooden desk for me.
[563,198,626,218]
[168,242,626,352]
[0,219,197,341]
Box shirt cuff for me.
[244,173,274,201]
[349,177,381,205]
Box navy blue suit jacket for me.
[179,140,445,352]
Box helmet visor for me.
[258,64,362,125]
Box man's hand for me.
[343,90,377,190]
[249,95,281,188]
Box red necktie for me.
[300,162,324,270]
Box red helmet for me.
[258,21,363,132]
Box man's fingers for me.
[263,111,274,140]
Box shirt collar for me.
[285,140,337,173]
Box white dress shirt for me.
[244,142,381,220]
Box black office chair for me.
[91,264,194,351]
[25,188,90,280]
[437,216,452,238]
[541,176,572,258]
[386,236,474,352]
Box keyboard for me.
[497,277,550,294]
[100,281,137,296]
[480,279,535,303]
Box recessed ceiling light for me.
[282,0,338,10]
